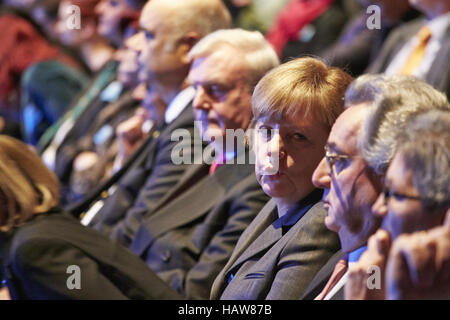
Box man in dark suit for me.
[81,0,232,244]
[125,28,280,300]
[305,75,386,300]
[366,0,450,97]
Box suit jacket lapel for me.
[302,249,344,300]
[142,160,255,240]
[426,27,450,88]
[222,200,279,275]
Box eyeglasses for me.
[382,186,422,204]
[324,146,351,174]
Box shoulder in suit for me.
[211,197,341,300]
[130,155,270,300]
[2,209,181,300]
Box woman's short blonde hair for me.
[0,135,59,231]
[252,57,353,129]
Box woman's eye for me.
[292,133,306,141]
[258,127,273,140]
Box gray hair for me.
[396,110,450,209]
[188,28,280,89]
[357,75,450,174]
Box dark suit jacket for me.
[281,0,353,62]
[367,17,450,97]
[0,209,180,300]
[210,198,341,300]
[90,102,203,246]
[301,249,344,300]
[129,157,270,300]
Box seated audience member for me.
[30,0,61,40]
[93,28,277,300]
[0,135,180,300]
[366,0,450,97]
[266,0,358,62]
[386,213,450,300]
[76,0,232,237]
[226,0,290,34]
[345,109,450,299]
[66,38,145,203]
[322,0,420,76]
[210,57,352,300]
[37,0,146,197]
[306,74,449,300]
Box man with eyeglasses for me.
[304,75,384,300]
[345,106,450,300]
[304,73,450,300]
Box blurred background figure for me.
[0,11,85,132]
[322,0,420,76]
[55,0,114,72]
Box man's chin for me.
[325,215,340,233]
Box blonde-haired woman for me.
[0,135,179,299]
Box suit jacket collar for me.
[130,153,256,257]
[302,249,344,300]
[225,200,280,273]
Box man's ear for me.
[179,32,200,64]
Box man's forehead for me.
[327,104,368,153]
[188,49,246,83]
[140,0,168,28]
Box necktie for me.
[399,26,432,75]
[315,258,348,300]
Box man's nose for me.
[126,32,145,53]
[372,192,388,219]
[312,157,331,189]
[192,86,212,111]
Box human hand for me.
[386,224,450,300]
[345,229,391,300]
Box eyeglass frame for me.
[324,145,354,174]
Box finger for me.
[404,235,437,287]
[386,245,413,299]
[375,229,392,257]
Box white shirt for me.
[164,86,196,124]
[385,12,450,78]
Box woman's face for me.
[255,111,329,208]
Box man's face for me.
[372,151,446,240]
[312,104,383,252]
[133,1,188,85]
[95,0,133,45]
[117,35,140,88]
[188,45,253,147]
[255,113,329,206]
